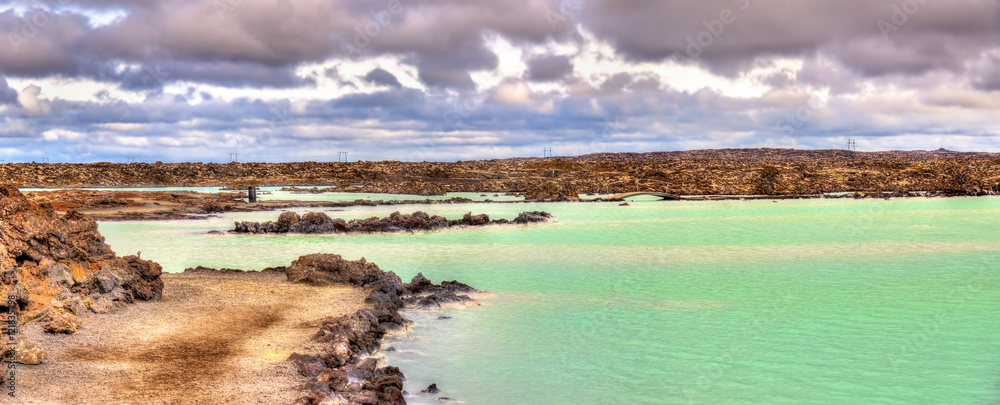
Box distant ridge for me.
[2,148,998,197]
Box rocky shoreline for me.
[187,254,483,404]
[1,184,164,389]
[0,185,163,333]
[18,186,992,223]
[232,210,552,235]
[2,181,485,404]
[21,189,486,221]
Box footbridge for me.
[605,192,683,201]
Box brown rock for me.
[289,353,327,378]
[85,296,115,314]
[0,184,164,325]
[42,308,82,334]
[1,336,46,364]
[285,254,386,287]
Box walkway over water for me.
[606,192,682,201]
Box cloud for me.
[970,51,1000,90]
[0,76,18,105]
[17,84,51,115]
[0,0,998,162]
[364,68,402,88]
[526,55,573,81]
[491,80,533,105]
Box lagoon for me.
[96,196,1000,404]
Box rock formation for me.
[0,184,164,334]
[197,253,483,404]
[232,210,552,235]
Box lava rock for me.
[233,210,551,235]
[285,254,390,287]
[288,353,327,378]
[42,308,82,334]
[1,336,46,364]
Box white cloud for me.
[41,129,85,141]
[491,80,533,105]
[17,85,51,116]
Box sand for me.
[10,272,369,404]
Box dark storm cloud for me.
[582,0,998,77]
[0,9,92,76]
[0,75,18,105]
[970,52,1000,90]
[4,0,995,88]
[364,68,402,88]
[116,62,313,90]
[1,0,559,90]
[417,68,477,89]
[526,55,573,81]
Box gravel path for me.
[10,272,368,404]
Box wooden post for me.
[248,186,257,203]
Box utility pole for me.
[126,157,136,164]
[338,152,349,162]
[846,139,857,152]
[42,157,49,164]
[543,147,553,158]
[229,153,239,162]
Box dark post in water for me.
[248,186,257,203]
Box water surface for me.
[97,197,1000,404]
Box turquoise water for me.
[95,197,1000,404]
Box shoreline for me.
[12,258,482,404]
[2,183,478,404]
[12,271,369,404]
[21,188,994,222]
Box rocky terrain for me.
[14,270,370,404]
[0,183,164,388]
[22,189,479,221]
[4,149,1000,198]
[192,254,484,404]
[0,184,163,331]
[232,210,552,234]
[1,179,483,403]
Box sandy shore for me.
[11,272,369,404]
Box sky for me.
[1,0,999,163]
